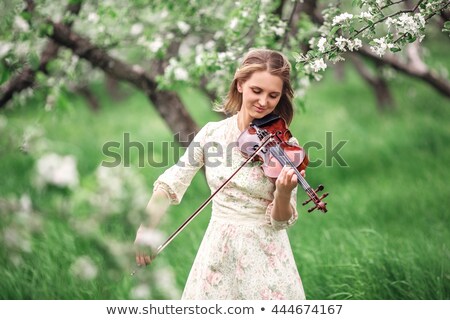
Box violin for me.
[237,113,328,213]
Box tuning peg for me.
[320,192,329,200]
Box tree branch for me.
[48,20,198,146]
[358,46,450,98]
[0,1,82,107]
[306,5,450,100]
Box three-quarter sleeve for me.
[153,123,210,205]
[265,186,299,230]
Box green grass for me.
[1,46,450,299]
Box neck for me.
[237,110,252,131]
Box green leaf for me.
[291,52,302,62]
[406,33,416,43]
[330,25,341,36]
[28,52,40,70]
[38,22,54,37]
[35,71,47,85]
[443,21,450,33]
[390,47,401,53]
[0,62,10,84]
[20,11,32,22]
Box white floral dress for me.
[154,114,306,300]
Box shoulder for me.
[199,115,237,136]
[198,116,240,142]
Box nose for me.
[259,95,267,107]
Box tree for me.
[1,0,450,136]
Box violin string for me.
[270,143,318,200]
[259,129,317,200]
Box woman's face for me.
[237,70,283,123]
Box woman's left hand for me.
[275,166,305,196]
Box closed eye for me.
[251,88,280,99]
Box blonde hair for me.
[217,48,294,125]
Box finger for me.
[290,173,298,184]
[137,254,146,267]
[284,168,295,182]
[144,255,152,265]
[282,166,294,180]
[300,169,306,178]
[135,254,140,266]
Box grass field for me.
[1,44,450,299]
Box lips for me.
[254,105,265,113]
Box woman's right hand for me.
[134,188,171,267]
[134,225,165,267]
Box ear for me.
[237,81,243,93]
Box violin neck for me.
[270,147,319,201]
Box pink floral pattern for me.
[155,114,305,300]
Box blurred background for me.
[1,0,449,299]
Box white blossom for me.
[177,21,190,34]
[130,23,144,36]
[217,51,235,63]
[214,30,224,39]
[148,37,164,53]
[195,53,204,65]
[335,36,348,51]
[229,18,239,30]
[36,153,79,189]
[96,166,124,198]
[332,13,353,26]
[19,194,32,214]
[359,12,373,20]
[204,40,215,51]
[130,284,152,299]
[87,12,100,24]
[348,38,362,51]
[70,256,98,280]
[270,26,285,36]
[317,37,327,53]
[174,67,189,81]
[386,17,396,29]
[311,58,327,72]
[14,16,30,32]
[154,268,182,299]
[370,37,394,57]
[397,13,419,34]
[0,42,13,59]
[3,227,31,252]
[258,14,266,24]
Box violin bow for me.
[131,133,275,275]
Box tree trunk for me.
[349,54,395,111]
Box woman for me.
[135,49,306,299]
